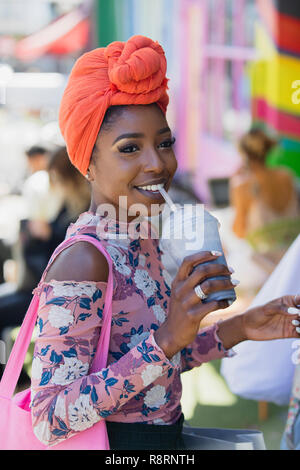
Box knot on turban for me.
[59,35,169,176]
[105,36,167,94]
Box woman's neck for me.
[248,161,267,175]
[88,198,140,224]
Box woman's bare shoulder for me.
[230,167,251,188]
[44,241,109,283]
[272,166,294,180]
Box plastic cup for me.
[160,205,236,304]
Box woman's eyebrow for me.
[157,126,171,135]
[112,127,172,145]
[113,133,144,145]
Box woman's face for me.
[88,104,178,221]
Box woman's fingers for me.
[280,304,300,335]
[175,251,222,282]
[266,296,300,317]
[185,299,229,323]
[291,318,300,336]
[182,262,233,293]
[188,300,221,319]
[265,296,300,338]
[285,307,300,317]
[181,278,236,311]
[283,294,300,309]
[285,317,300,339]
[293,295,300,307]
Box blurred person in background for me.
[0,146,90,383]
[24,145,49,174]
[230,128,300,273]
[17,146,91,291]
[0,145,51,284]
[21,145,63,224]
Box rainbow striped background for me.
[251,0,300,177]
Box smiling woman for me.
[25,34,300,451]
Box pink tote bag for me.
[0,234,113,450]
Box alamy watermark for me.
[292,80,300,105]
[94,199,205,251]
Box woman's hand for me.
[154,251,237,359]
[217,295,300,351]
[241,295,300,342]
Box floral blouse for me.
[30,211,233,447]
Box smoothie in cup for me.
[159,198,236,305]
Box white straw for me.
[159,188,178,212]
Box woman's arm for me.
[178,323,236,374]
[157,296,300,374]
[154,252,300,362]
[209,295,300,350]
[230,176,251,238]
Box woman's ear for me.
[86,165,95,182]
[86,147,98,182]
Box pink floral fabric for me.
[30,211,232,446]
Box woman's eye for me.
[159,137,176,148]
[118,144,139,154]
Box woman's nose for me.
[143,148,165,173]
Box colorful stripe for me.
[252,0,300,178]
[250,54,300,116]
[267,144,300,178]
[253,98,300,139]
[257,0,300,57]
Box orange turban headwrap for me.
[59,35,169,176]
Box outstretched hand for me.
[241,295,300,342]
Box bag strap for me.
[0,234,113,399]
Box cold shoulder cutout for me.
[43,241,109,284]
